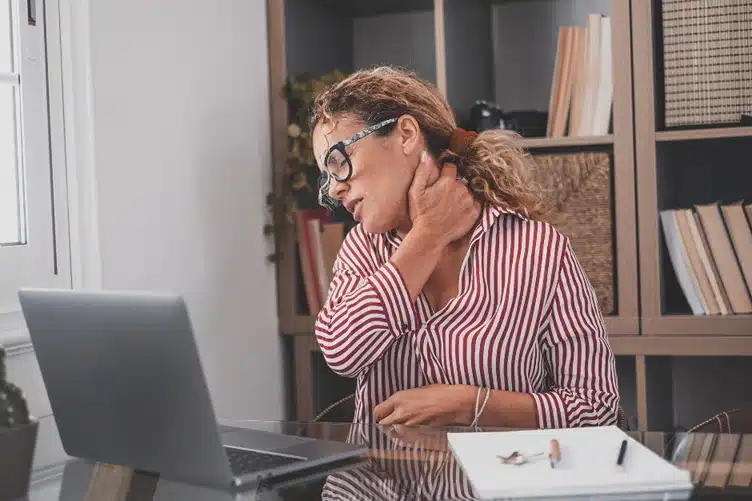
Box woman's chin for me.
[360,215,391,235]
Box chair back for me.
[684,409,752,434]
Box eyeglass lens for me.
[326,148,350,181]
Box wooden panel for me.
[605,315,639,337]
[433,0,447,96]
[631,0,661,323]
[635,355,648,430]
[519,135,613,149]
[294,335,315,421]
[611,335,752,356]
[280,315,315,336]
[656,126,752,142]
[645,316,752,337]
[267,0,297,331]
[610,0,639,333]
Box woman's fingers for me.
[373,399,395,423]
[440,162,458,182]
[378,409,402,426]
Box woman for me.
[310,66,620,429]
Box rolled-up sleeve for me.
[315,227,419,378]
[532,240,620,428]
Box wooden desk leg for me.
[85,464,134,501]
[294,335,314,422]
[85,463,160,501]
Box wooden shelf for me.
[279,314,315,336]
[605,316,640,336]
[612,335,752,356]
[518,135,614,149]
[655,126,752,142]
[643,315,752,337]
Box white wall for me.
[6,0,283,474]
[87,0,283,422]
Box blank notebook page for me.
[447,426,693,500]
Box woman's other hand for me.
[373,384,475,426]
[408,153,481,245]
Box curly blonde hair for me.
[310,66,551,221]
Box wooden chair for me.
[668,409,752,466]
[683,409,752,434]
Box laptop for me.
[17,288,368,490]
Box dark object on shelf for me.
[468,100,548,138]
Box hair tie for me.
[449,127,478,156]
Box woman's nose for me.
[328,178,347,201]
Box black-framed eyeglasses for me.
[322,117,398,183]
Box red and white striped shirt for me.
[322,424,475,500]
[315,205,620,428]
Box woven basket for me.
[529,151,615,316]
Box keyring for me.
[498,451,545,465]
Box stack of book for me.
[546,13,613,138]
[294,209,345,315]
[660,201,752,316]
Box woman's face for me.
[312,115,425,234]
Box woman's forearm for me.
[390,223,447,301]
[455,386,538,429]
[315,223,447,378]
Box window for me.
[1,0,70,340]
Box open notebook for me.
[448,426,693,500]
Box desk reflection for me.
[29,422,721,501]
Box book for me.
[687,210,731,315]
[660,210,704,315]
[447,426,693,500]
[721,201,752,297]
[674,209,714,314]
[695,203,752,314]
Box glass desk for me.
[23,420,752,501]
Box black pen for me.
[616,439,628,469]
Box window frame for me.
[0,0,75,347]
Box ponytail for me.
[439,128,552,222]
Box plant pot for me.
[0,419,38,501]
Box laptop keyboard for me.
[224,446,305,477]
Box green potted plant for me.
[264,69,348,262]
[0,345,38,501]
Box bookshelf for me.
[267,0,752,431]
[439,0,640,337]
[631,0,752,431]
[632,0,752,338]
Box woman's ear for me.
[395,115,422,155]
